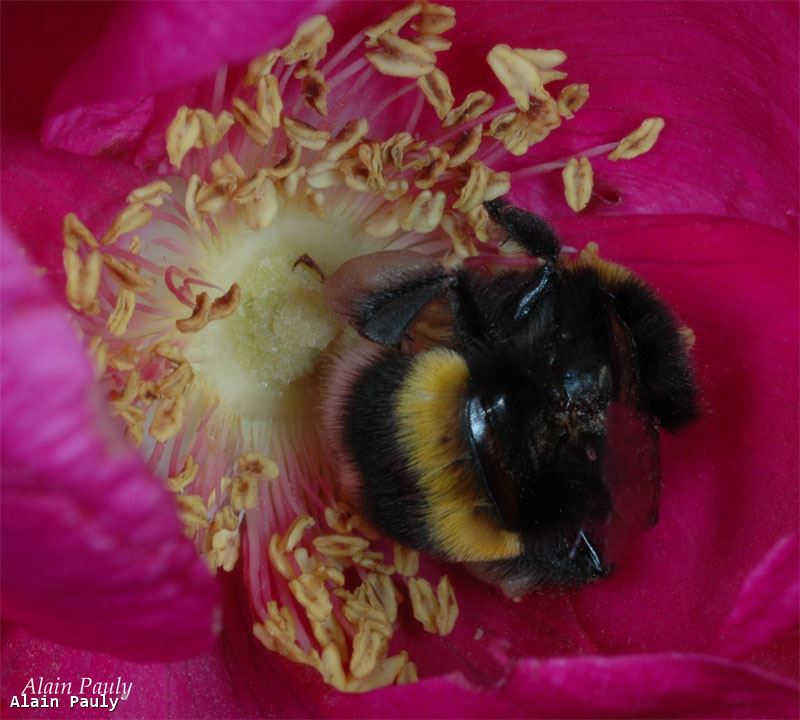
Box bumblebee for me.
[322,198,698,595]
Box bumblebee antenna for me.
[483,198,559,322]
[484,198,561,263]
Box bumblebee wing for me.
[602,311,662,529]
[603,400,661,528]
[324,250,450,346]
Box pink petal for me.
[0,133,154,296]
[40,1,329,165]
[33,2,799,234]
[328,654,799,719]
[451,1,799,234]
[47,1,330,111]
[554,215,799,673]
[715,532,800,662]
[0,2,117,133]
[2,0,797,702]
[1,574,317,719]
[0,228,219,661]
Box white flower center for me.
[185,204,377,420]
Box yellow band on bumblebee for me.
[395,348,523,562]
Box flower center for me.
[61,1,665,693]
[185,204,376,421]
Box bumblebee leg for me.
[325,250,451,347]
[326,250,500,350]
[468,529,609,596]
[610,277,699,431]
[445,270,494,347]
[484,198,561,262]
[570,530,607,578]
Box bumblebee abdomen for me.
[339,349,434,550]
[332,343,523,562]
[394,349,523,561]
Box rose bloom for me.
[1,1,798,718]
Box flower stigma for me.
[61,2,665,693]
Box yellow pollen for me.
[366,32,436,78]
[487,44,550,111]
[63,248,101,313]
[407,577,440,633]
[365,3,422,46]
[563,156,594,212]
[418,68,455,120]
[63,213,98,250]
[232,97,273,146]
[394,543,420,576]
[101,253,154,294]
[107,289,136,337]
[127,180,174,207]
[281,15,333,65]
[150,395,186,443]
[609,116,666,160]
[413,2,456,36]
[679,326,697,350]
[167,455,199,493]
[257,503,458,692]
[101,203,152,245]
[558,83,590,119]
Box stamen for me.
[127,181,173,208]
[107,289,136,336]
[101,203,153,245]
[563,156,594,212]
[365,33,436,78]
[282,15,334,66]
[557,83,590,119]
[151,396,186,443]
[365,3,422,46]
[283,116,330,150]
[405,91,426,133]
[64,248,101,313]
[511,141,618,179]
[211,65,228,115]
[515,48,567,70]
[320,30,364,77]
[487,44,550,111]
[435,575,459,635]
[245,50,282,88]
[413,2,456,35]
[608,116,666,160]
[256,75,283,128]
[442,91,495,128]
[679,326,697,350]
[366,83,418,125]
[407,577,439,633]
[394,544,420,576]
[418,68,454,120]
[326,56,370,92]
[63,213,98,250]
[232,98,273,146]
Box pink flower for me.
[1,1,797,718]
